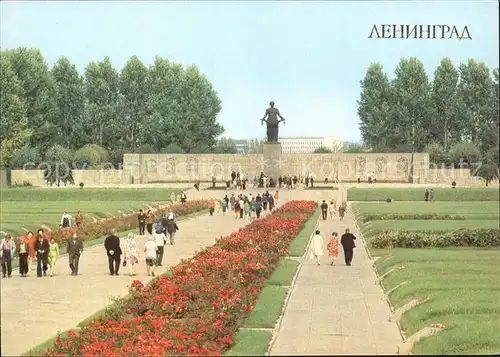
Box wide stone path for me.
[0,213,250,356]
[269,188,402,355]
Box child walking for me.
[327,232,340,266]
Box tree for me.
[313,146,332,153]
[247,138,264,154]
[9,145,43,169]
[84,57,121,148]
[119,56,151,151]
[146,58,223,153]
[213,137,238,154]
[457,60,495,146]
[423,142,452,166]
[0,53,32,168]
[43,144,74,186]
[474,164,498,186]
[357,63,394,149]
[73,144,109,169]
[51,56,87,149]
[391,57,434,152]
[430,58,461,150]
[449,141,481,168]
[3,48,58,148]
[343,141,366,153]
[161,143,185,154]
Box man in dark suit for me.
[340,228,357,266]
[320,200,328,220]
[104,228,122,276]
[67,232,84,276]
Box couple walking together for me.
[310,229,357,266]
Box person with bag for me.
[153,225,166,266]
[309,230,324,266]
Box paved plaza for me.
[1,185,402,356]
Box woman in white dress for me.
[123,233,139,276]
[310,230,324,266]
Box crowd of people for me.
[207,190,279,220]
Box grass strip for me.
[289,208,320,257]
[347,187,500,202]
[224,329,273,356]
[264,259,299,286]
[242,286,288,328]
[24,330,73,356]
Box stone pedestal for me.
[262,142,282,179]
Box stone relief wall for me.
[123,153,430,183]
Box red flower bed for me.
[44,200,317,357]
[15,200,209,245]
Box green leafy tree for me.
[43,144,74,186]
[161,143,185,154]
[3,48,58,148]
[391,57,434,152]
[313,146,332,153]
[457,60,495,145]
[73,144,109,169]
[213,137,238,154]
[0,53,32,167]
[449,141,481,168]
[357,63,394,149]
[9,145,43,169]
[343,141,366,153]
[51,56,87,149]
[84,57,121,148]
[423,142,452,167]
[247,138,264,154]
[430,58,461,150]
[119,56,151,151]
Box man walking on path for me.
[67,232,84,276]
[104,229,122,276]
[138,209,146,235]
[153,226,166,266]
[166,220,179,245]
[1,234,16,278]
[320,200,328,220]
[340,228,356,266]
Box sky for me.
[1,1,498,142]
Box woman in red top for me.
[146,210,155,235]
[25,231,36,275]
[327,232,340,266]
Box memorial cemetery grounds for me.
[349,187,500,355]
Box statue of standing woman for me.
[260,101,286,142]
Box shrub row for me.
[359,213,467,222]
[347,187,500,202]
[15,200,209,245]
[43,200,318,356]
[371,229,500,248]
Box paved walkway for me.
[269,188,402,355]
[0,213,250,356]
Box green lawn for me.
[224,330,273,356]
[374,249,500,355]
[353,201,499,219]
[347,187,499,202]
[361,219,499,237]
[0,188,180,235]
[243,286,288,328]
[289,208,320,257]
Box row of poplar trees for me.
[357,57,499,176]
[0,47,227,169]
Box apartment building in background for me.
[278,136,343,153]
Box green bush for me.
[73,144,109,169]
[10,145,43,169]
[371,229,500,248]
[360,213,467,222]
[347,188,499,201]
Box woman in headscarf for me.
[123,233,139,276]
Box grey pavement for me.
[269,187,402,355]
[0,213,250,357]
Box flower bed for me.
[43,200,317,356]
[18,200,209,244]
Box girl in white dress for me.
[123,233,139,276]
[310,230,324,266]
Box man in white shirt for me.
[60,212,72,228]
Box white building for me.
[278,136,343,154]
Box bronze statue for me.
[261,101,285,142]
